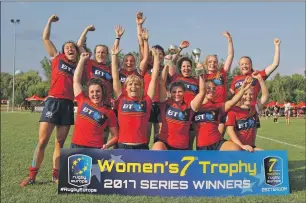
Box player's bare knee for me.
[221,142,240,151]
[231,144,241,151]
[55,139,65,148]
[37,140,48,150]
[152,142,166,150]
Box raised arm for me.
[77,25,95,54]
[159,65,169,102]
[171,40,190,65]
[114,25,125,49]
[222,31,234,72]
[139,28,149,74]
[190,75,206,112]
[224,76,252,112]
[136,12,146,59]
[73,53,90,96]
[111,45,123,99]
[265,38,281,76]
[168,41,189,76]
[42,15,59,58]
[252,72,269,110]
[147,48,160,99]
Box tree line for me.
[1,52,305,106]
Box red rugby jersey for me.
[170,73,199,104]
[116,94,152,144]
[48,53,76,100]
[194,101,224,147]
[143,63,163,102]
[86,59,113,107]
[159,99,194,149]
[225,106,258,146]
[72,92,117,148]
[230,70,267,106]
[119,69,142,84]
[204,68,227,103]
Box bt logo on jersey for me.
[185,84,198,92]
[121,101,146,113]
[167,109,180,117]
[235,79,257,89]
[92,67,112,81]
[237,118,256,130]
[212,77,224,86]
[122,104,135,110]
[83,106,95,114]
[166,106,190,121]
[194,111,218,122]
[59,60,75,75]
[80,104,107,125]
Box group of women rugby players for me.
[20,12,281,186]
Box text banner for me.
[58,149,289,197]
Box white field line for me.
[257,135,305,150]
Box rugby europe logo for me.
[68,154,92,187]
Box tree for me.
[294,89,306,102]
[0,73,13,99]
[268,73,283,102]
[14,71,42,94]
[40,56,52,81]
[266,72,306,103]
[27,81,49,98]
[3,70,43,105]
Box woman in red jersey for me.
[195,31,234,136]
[111,42,160,149]
[142,44,165,145]
[117,26,149,84]
[230,38,280,105]
[70,52,118,149]
[230,38,280,129]
[20,15,79,186]
[77,24,125,108]
[114,27,149,111]
[77,24,124,144]
[194,77,252,151]
[226,73,269,152]
[152,65,206,150]
[136,11,168,145]
[168,56,199,150]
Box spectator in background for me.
[273,102,280,123]
[284,101,291,125]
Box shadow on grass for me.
[289,160,306,192]
[34,180,54,185]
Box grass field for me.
[1,112,305,203]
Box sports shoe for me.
[52,176,59,184]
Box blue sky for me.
[1,2,305,80]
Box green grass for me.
[1,112,305,203]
